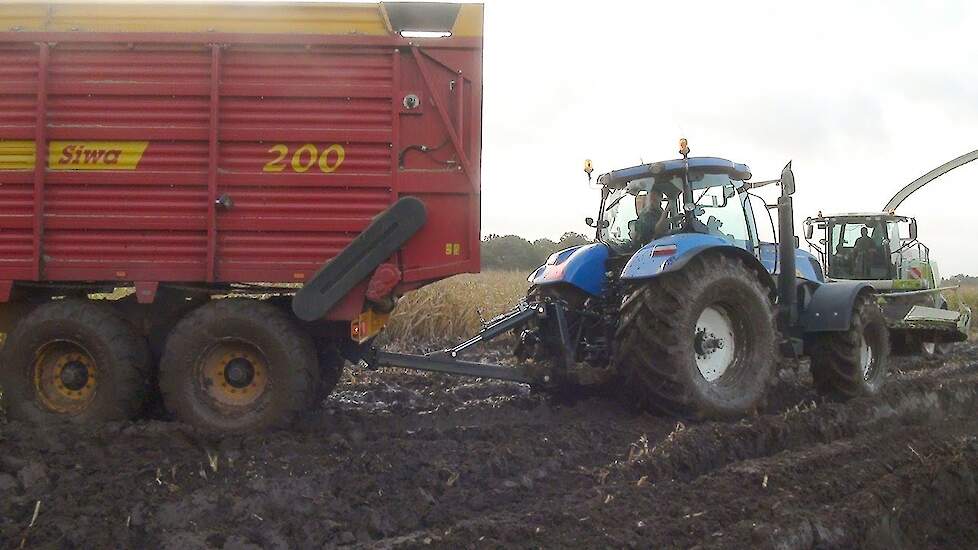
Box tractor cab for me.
[592,157,757,255]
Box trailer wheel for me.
[0,299,149,424]
[810,295,890,397]
[615,254,776,419]
[159,299,319,433]
[316,340,346,399]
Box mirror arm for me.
[593,188,610,241]
[805,238,824,255]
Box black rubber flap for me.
[292,197,427,321]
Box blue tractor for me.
[370,141,891,418]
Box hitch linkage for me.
[363,299,573,384]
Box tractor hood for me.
[527,243,610,296]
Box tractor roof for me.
[597,157,752,188]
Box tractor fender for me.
[799,281,874,332]
[620,235,775,293]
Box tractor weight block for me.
[292,197,427,322]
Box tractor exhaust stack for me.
[777,163,798,331]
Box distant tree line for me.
[481,232,591,270]
[946,274,978,287]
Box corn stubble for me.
[382,271,530,348]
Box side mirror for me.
[804,222,814,240]
[780,161,796,196]
[794,235,800,249]
[909,219,918,240]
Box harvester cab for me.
[803,150,977,356]
[372,140,892,420]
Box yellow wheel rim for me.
[32,342,98,415]
[198,341,269,408]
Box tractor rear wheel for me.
[615,254,776,419]
[159,299,319,433]
[0,299,149,424]
[810,295,890,397]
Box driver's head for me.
[860,227,869,237]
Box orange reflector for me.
[350,308,392,344]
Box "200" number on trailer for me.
[263,143,346,173]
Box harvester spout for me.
[883,149,978,212]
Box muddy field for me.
[2,343,978,549]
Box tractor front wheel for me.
[810,294,890,397]
[615,254,776,419]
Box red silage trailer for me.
[0,1,483,432]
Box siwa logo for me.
[49,141,149,171]
[59,144,123,165]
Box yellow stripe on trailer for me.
[0,1,483,37]
[0,140,35,171]
[0,140,149,171]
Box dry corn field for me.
[949,285,978,335]
[382,270,531,347]
[381,272,978,347]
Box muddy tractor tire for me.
[0,299,150,424]
[615,254,776,419]
[810,295,890,397]
[159,299,320,433]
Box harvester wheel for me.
[810,294,890,397]
[892,334,952,357]
[159,299,319,433]
[615,254,776,419]
[0,299,149,424]
[921,341,953,357]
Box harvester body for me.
[802,149,978,355]
[804,212,971,352]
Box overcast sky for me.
[475,0,978,275]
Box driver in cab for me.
[629,189,670,244]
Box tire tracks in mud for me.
[1,347,977,548]
[422,348,978,549]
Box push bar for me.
[364,301,551,383]
[373,351,532,383]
